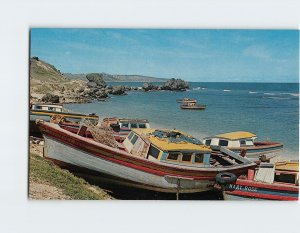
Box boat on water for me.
[101,117,151,142]
[176,98,197,104]
[180,102,206,110]
[30,103,99,137]
[221,161,299,200]
[203,131,283,162]
[37,121,256,194]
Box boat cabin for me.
[123,128,212,167]
[31,103,64,113]
[119,119,150,130]
[203,131,256,149]
[102,117,150,131]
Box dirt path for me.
[29,178,71,200]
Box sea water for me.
[66,82,299,159]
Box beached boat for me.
[30,103,99,137]
[221,161,299,200]
[37,121,256,194]
[180,102,206,110]
[176,98,197,104]
[203,131,283,161]
[101,117,151,142]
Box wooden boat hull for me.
[223,179,298,201]
[38,122,256,193]
[228,142,283,157]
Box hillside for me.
[30,57,69,83]
[30,57,88,102]
[64,72,167,82]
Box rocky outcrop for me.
[142,79,189,92]
[107,86,127,95]
[161,78,189,91]
[41,93,60,103]
[86,73,107,88]
[142,82,157,92]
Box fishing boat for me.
[101,117,151,142]
[180,102,206,110]
[221,161,299,200]
[37,121,256,194]
[203,131,283,161]
[30,103,99,137]
[176,98,197,104]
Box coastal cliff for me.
[30,57,189,104]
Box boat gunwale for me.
[30,110,99,119]
[228,142,283,151]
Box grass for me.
[29,153,112,200]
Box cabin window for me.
[138,123,146,128]
[205,139,211,146]
[240,140,246,146]
[131,123,138,128]
[274,173,296,184]
[128,132,134,140]
[167,152,179,161]
[48,107,55,111]
[35,106,42,110]
[122,123,129,128]
[194,153,204,163]
[148,145,160,159]
[131,135,138,145]
[181,153,192,162]
[219,140,228,146]
[246,140,254,146]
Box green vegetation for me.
[29,153,112,200]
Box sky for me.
[30,29,299,82]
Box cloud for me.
[243,45,271,60]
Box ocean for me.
[66,82,299,160]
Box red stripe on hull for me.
[235,179,298,192]
[227,190,298,201]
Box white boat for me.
[203,131,283,162]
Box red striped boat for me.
[222,161,299,200]
[37,121,256,193]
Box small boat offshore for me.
[30,103,99,137]
[221,161,299,200]
[203,131,283,161]
[176,98,197,104]
[180,103,206,110]
[37,121,256,194]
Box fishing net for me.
[151,129,203,145]
[84,121,118,148]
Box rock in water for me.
[142,82,156,91]
[162,78,189,91]
[41,93,60,103]
[86,73,107,88]
[110,86,127,95]
[95,90,108,98]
